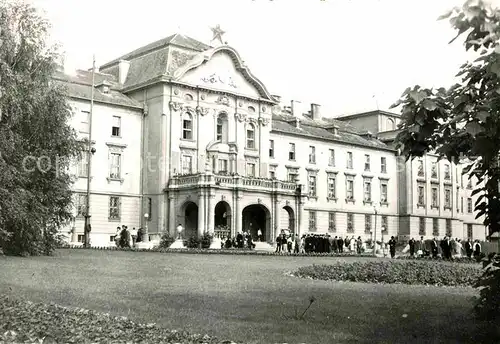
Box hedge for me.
[291,260,482,287]
[0,295,236,344]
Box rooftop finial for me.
[210,24,226,45]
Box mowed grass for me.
[0,249,493,344]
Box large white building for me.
[55,33,486,247]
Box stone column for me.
[168,194,175,237]
[235,193,242,235]
[274,197,280,239]
[207,191,215,233]
[198,190,205,236]
[298,197,306,235]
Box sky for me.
[29,0,500,117]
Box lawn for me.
[0,249,493,343]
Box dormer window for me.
[96,81,112,94]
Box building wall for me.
[66,99,143,245]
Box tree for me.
[0,0,83,255]
[393,0,500,237]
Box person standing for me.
[275,234,282,253]
[176,223,183,240]
[388,236,397,258]
[465,239,473,258]
[431,238,438,258]
[130,227,138,247]
[257,228,262,242]
[409,237,416,257]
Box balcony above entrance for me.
[168,174,298,195]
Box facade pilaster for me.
[274,196,280,239]
[207,188,215,233]
[168,193,176,236]
[234,188,242,236]
[198,189,206,236]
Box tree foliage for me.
[393,0,500,236]
[0,0,82,255]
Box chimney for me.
[311,103,321,121]
[118,60,130,84]
[291,100,302,117]
[294,118,301,129]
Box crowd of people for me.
[404,236,483,259]
[222,231,256,249]
[274,233,368,254]
[114,225,145,248]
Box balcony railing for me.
[169,173,298,194]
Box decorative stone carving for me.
[196,106,210,116]
[258,198,262,204]
[246,117,258,125]
[235,113,247,122]
[169,101,183,112]
[201,94,206,100]
[174,89,179,95]
[286,200,290,206]
[262,106,267,113]
[238,101,243,107]
[184,106,196,114]
[258,117,269,126]
[215,95,230,106]
[221,195,226,201]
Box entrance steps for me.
[253,241,275,252]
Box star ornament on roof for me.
[211,24,226,45]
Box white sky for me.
[29,0,500,117]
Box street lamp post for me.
[381,226,386,257]
[144,213,149,243]
[373,204,378,257]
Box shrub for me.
[200,232,212,249]
[474,253,500,321]
[185,236,201,249]
[158,233,175,248]
[292,260,482,287]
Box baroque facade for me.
[56,33,486,246]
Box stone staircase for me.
[253,241,275,252]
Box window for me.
[218,159,228,173]
[417,185,425,206]
[387,118,395,130]
[346,152,353,169]
[467,198,473,213]
[110,235,116,242]
[269,165,276,179]
[417,159,424,177]
[328,149,335,166]
[308,174,317,197]
[364,154,370,171]
[381,157,387,173]
[381,216,388,232]
[181,155,193,174]
[444,188,451,209]
[182,112,193,140]
[109,153,121,179]
[431,162,438,179]
[431,187,438,207]
[269,140,274,158]
[380,182,388,203]
[467,224,473,239]
[446,219,452,237]
[461,197,464,213]
[75,193,87,218]
[309,146,316,164]
[111,116,121,137]
[327,173,336,200]
[287,168,298,182]
[328,212,336,232]
[365,214,372,233]
[216,113,228,142]
[79,111,90,134]
[432,218,439,236]
[78,151,89,177]
[246,123,255,149]
[444,164,451,180]
[246,163,256,177]
[288,143,295,160]
[308,211,316,231]
[109,196,120,220]
[419,217,426,235]
[347,213,354,232]
[456,187,460,211]
[77,234,84,243]
[346,176,354,201]
[363,178,372,203]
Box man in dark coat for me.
[431,238,438,258]
[388,236,397,258]
[409,238,416,257]
[465,239,473,258]
[338,236,344,253]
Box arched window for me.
[216,113,228,142]
[387,118,395,130]
[182,112,193,140]
[246,123,255,149]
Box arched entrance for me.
[214,201,231,238]
[183,202,198,238]
[281,205,295,235]
[242,204,271,242]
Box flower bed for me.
[291,260,482,287]
[60,245,378,257]
[395,255,481,265]
[0,295,235,344]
